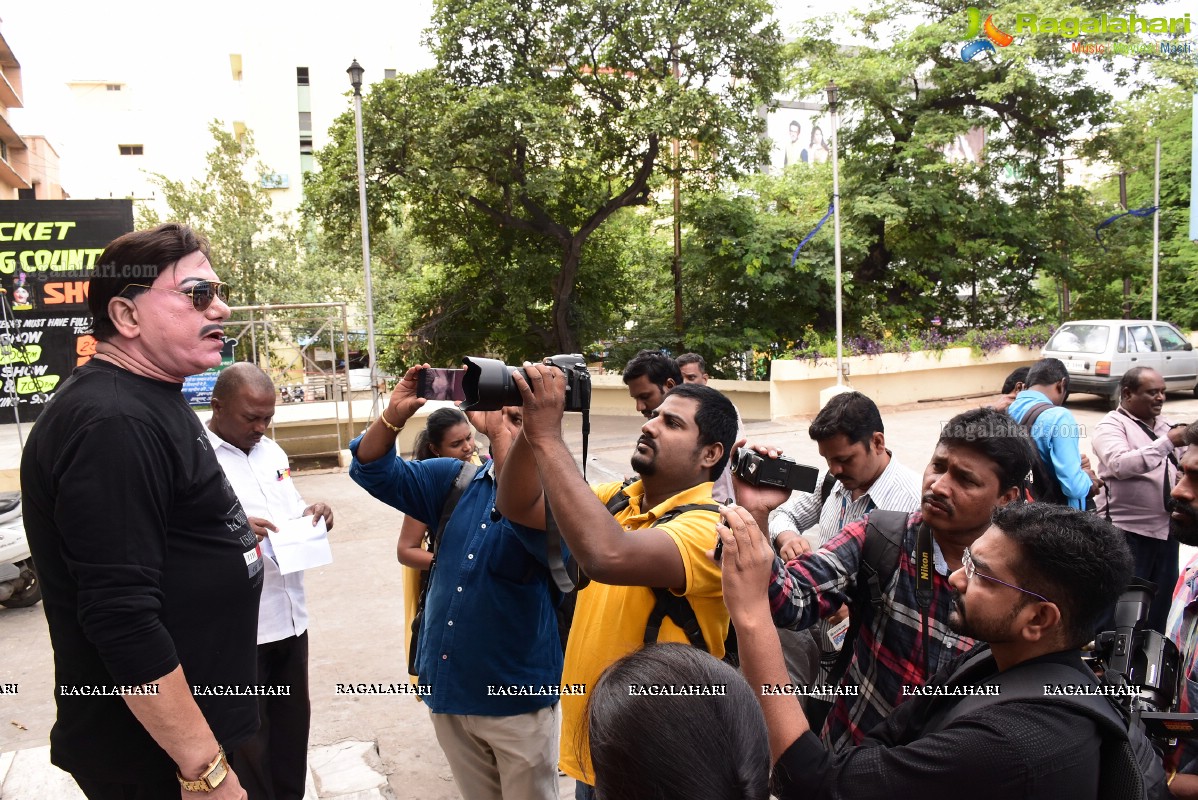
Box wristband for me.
[378,409,404,435]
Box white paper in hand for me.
[270,515,333,575]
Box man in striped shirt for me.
[767,392,922,686]
[767,407,1034,752]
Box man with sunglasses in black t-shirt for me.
[22,224,260,799]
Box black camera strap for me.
[581,409,590,481]
[913,523,934,680]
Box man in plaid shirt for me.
[768,407,1034,752]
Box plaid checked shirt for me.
[768,511,976,752]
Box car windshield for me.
[1046,324,1110,354]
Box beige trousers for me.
[430,703,562,800]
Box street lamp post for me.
[347,59,381,413]
[827,81,844,385]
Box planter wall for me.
[770,346,1039,419]
[588,374,772,421]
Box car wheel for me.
[0,559,41,608]
[1107,386,1121,411]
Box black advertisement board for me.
[0,200,134,421]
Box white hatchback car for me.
[1041,319,1198,409]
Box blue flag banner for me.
[790,200,836,266]
[1095,205,1158,248]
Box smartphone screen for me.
[417,368,466,401]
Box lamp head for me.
[347,59,364,94]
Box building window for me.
[384,69,396,79]
[18,188,34,200]
[298,111,312,133]
[118,145,144,156]
[299,136,313,155]
[296,67,309,86]
[0,141,7,161]
[106,84,122,91]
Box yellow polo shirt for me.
[559,479,728,783]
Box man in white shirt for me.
[767,391,921,686]
[207,363,334,800]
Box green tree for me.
[780,0,1172,334]
[304,0,783,357]
[140,123,300,307]
[1081,84,1197,327]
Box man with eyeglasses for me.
[22,224,257,799]
[746,408,1033,753]
[722,501,1166,799]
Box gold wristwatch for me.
[177,746,229,793]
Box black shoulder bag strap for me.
[823,510,910,688]
[1121,408,1180,515]
[430,462,481,555]
[641,502,719,651]
[1019,401,1055,430]
[819,471,837,506]
[408,461,480,675]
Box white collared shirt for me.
[768,453,923,546]
[207,426,309,644]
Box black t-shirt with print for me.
[21,359,262,782]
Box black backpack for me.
[926,647,1166,800]
[1018,402,1070,504]
[804,510,912,730]
[553,482,730,660]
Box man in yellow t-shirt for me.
[498,369,782,796]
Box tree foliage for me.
[304,0,784,360]
[139,123,302,308]
[1081,85,1197,327]
[777,0,1178,334]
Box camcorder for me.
[1088,579,1198,743]
[730,448,819,494]
[460,354,592,413]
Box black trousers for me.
[74,751,267,799]
[233,632,312,800]
[73,775,178,800]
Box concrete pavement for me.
[3,388,1198,799]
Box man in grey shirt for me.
[768,392,921,685]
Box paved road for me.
[4,389,1197,798]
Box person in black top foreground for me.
[719,500,1166,800]
[21,224,259,799]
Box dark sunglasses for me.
[123,280,231,312]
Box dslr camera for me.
[730,448,819,494]
[461,354,591,413]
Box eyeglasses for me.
[961,547,1051,604]
[122,280,231,312]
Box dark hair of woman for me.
[586,643,770,800]
[411,407,469,461]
